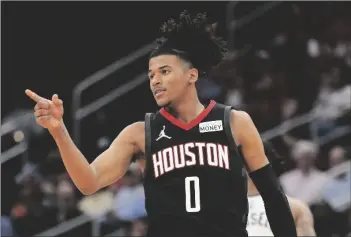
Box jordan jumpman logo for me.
[156,125,172,141]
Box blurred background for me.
[1,1,351,237]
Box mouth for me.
[153,88,166,96]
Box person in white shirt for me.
[279,140,329,205]
[242,141,316,236]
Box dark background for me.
[1,3,230,218]
[2,1,228,119]
[2,2,351,237]
[2,1,232,160]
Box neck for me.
[298,166,313,175]
[247,178,259,196]
[167,88,204,123]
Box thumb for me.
[52,94,63,106]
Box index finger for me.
[25,89,44,102]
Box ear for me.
[188,68,199,84]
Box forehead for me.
[148,54,182,70]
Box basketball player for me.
[25,11,297,236]
[243,142,316,236]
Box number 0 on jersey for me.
[185,176,201,212]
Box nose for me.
[150,74,161,87]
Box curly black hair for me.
[150,10,227,76]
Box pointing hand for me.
[25,89,64,130]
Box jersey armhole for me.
[223,106,250,173]
[223,106,238,152]
[145,113,153,161]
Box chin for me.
[155,98,171,107]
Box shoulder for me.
[212,103,252,123]
[229,109,253,126]
[229,110,256,141]
[124,121,145,135]
[119,122,145,146]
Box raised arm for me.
[25,89,145,195]
[230,110,297,237]
[54,121,144,195]
[89,122,145,192]
[288,197,316,236]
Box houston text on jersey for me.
[152,142,230,178]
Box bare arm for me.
[231,110,269,172]
[231,110,297,237]
[289,197,316,236]
[50,122,144,195]
[25,89,145,195]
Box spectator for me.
[280,140,329,205]
[1,215,15,237]
[130,218,148,237]
[329,146,347,168]
[310,66,351,142]
[80,191,114,217]
[41,179,57,208]
[55,178,80,222]
[3,3,351,237]
[322,155,350,214]
[112,166,146,222]
[322,167,350,213]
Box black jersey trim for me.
[224,106,250,173]
[223,106,238,152]
[145,113,153,167]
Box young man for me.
[244,142,316,236]
[25,11,297,237]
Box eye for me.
[148,74,154,80]
[161,69,170,75]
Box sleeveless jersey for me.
[143,100,248,237]
[247,195,273,236]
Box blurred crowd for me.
[2,2,351,237]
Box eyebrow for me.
[148,65,171,73]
